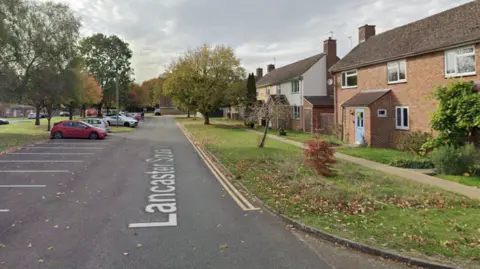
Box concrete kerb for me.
[177,121,460,269]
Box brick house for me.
[330,1,480,147]
[256,38,339,132]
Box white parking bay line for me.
[0,170,70,173]
[8,153,95,155]
[0,185,46,188]
[28,147,103,150]
[0,209,10,212]
[0,160,83,163]
[44,143,111,145]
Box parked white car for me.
[104,115,138,127]
[82,118,110,133]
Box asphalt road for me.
[0,117,414,269]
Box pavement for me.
[0,116,415,269]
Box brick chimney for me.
[359,24,376,43]
[256,68,263,79]
[323,37,338,70]
[267,64,275,73]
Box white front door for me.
[355,109,365,144]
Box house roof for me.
[256,54,325,87]
[342,89,391,107]
[330,1,480,73]
[304,96,334,107]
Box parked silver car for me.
[83,118,110,133]
[104,115,138,127]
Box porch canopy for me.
[304,96,333,108]
[342,89,391,107]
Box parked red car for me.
[50,120,107,140]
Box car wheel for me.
[53,132,63,139]
[124,122,130,127]
[89,132,98,140]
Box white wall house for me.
[255,38,339,131]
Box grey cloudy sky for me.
[41,0,471,82]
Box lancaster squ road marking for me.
[129,148,178,228]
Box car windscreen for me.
[79,121,94,127]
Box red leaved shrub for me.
[303,136,336,176]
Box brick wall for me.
[369,94,395,147]
[335,43,480,146]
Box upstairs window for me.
[445,45,476,77]
[388,60,407,83]
[341,70,357,88]
[291,80,300,93]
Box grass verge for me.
[438,174,480,188]
[109,127,135,133]
[179,118,480,267]
[0,121,50,152]
[337,147,420,164]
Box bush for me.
[388,157,434,169]
[303,136,336,176]
[430,144,478,175]
[396,131,433,156]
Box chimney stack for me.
[323,37,338,70]
[256,68,263,79]
[359,24,376,43]
[267,64,275,73]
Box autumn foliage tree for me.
[81,74,102,116]
[303,136,336,176]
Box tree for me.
[246,97,292,148]
[81,74,102,116]
[80,34,133,116]
[244,73,257,124]
[164,44,245,124]
[429,80,480,148]
[3,0,81,125]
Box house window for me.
[395,106,409,130]
[291,80,300,93]
[266,87,270,95]
[445,45,476,77]
[341,70,357,88]
[387,60,407,83]
[377,109,387,117]
[292,106,300,119]
[277,85,282,94]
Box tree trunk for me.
[187,110,191,118]
[35,104,41,126]
[203,112,210,125]
[258,119,269,148]
[47,118,51,132]
[81,104,86,117]
[68,104,73,120]
[97,102,103,117]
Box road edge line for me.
[176,121,258,211]
[179,120,459,269]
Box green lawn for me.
[109,127,134,133]
[438,174,480,188]
[337,147,419,164]
[0,121,50,152]
[180,119,480,267]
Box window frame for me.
[444,45,476,77]
[341,70,358,89]
[395,106,409,130]
[387,60,407,84]
[277,84,282,94]
[291,80,300,94]
[377,109,387,118]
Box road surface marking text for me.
[129,148,178,228]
